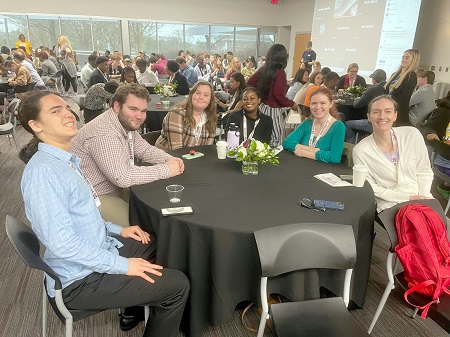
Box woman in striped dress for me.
[248,44,297,147]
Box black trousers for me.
[62,237,189,337]
[63,76,78,93]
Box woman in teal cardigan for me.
[283,87,345,163]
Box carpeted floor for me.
[0,125,449,337]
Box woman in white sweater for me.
[353,95,433,212]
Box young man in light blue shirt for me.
[18,91,189,336]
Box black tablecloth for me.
[337,97,367,121]
[129,146,375,337]
[145,94,186,131]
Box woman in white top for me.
[353,95,433,212]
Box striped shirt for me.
[71,108,172,195]
[156,108,215,151]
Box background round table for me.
[145,94,187,131]
[129,145,375,337]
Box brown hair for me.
[310,87,341,120]
[173,80,217,134]
[112,83,150,108]
[368,95,399,114]
[17,91,60,163]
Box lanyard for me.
[389,128,398,166]
[243,115,260,142]
[99,69,108,82]
[309,115,332,148]
[194,113,207,145]
[128,132,135,165]
[67,161,101,208]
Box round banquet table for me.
[129,145,375,337]
[145,94,187,132]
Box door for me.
[292,33,311,77]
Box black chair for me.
[14,82,36,94]
[368,199,448,334]
[254,222,369,337]
[5,215,148,337]
[141,130,161,146]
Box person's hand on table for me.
[166,157,184,177]
[126,258,163,283]
[426,133,439,141]
[409,195,433,201]
[120,225,151,244]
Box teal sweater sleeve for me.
[282,119,345,163]
[282,119,312,151]
[315,121,345,163]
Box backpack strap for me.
[404,279,438,318]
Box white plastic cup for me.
[216,141,228,159]
[166,184,184,203]
[352,165,368,187]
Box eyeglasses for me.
[299,198,326,212]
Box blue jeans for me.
[345,119,373,144]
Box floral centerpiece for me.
[227,139,279,175]
[154,83,178,99]
[345,84,366,98]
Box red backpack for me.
[394,203,450,318]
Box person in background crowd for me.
[223,51,233,71]
[178,50,185,57]
[135,58,159,85]
[287,68,309,100]
[151,54,168,76]
[60,48,78,96]
[312,61,322,74]
[166,60,189,95]
[241,57,256,81]
[83,82,119,123]
[39,51,58,85]
[109,52,123,76]
[345,69,387,144]
[156,80,217,151]
[0,46,10,61]
[257,56,266,70]
[120,66,138,85]
[409,69,436,126]
[33,47,42,69]
[248,44,298,147]
[88,56,110,88]
[217,72,246,116]
[283,87,344,163]
[13,51,45,88]
[210,58,225,81]
[301,41,316,73]
[194,56,211,82]
[225,57,241,81]
[81,54,97,89]
[176,57,198,88]
[336,62,367,91]
[7,59,32,99]
[353,95,433,213]
[385,49,420,126]
[16,34,32,56]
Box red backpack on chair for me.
[394,203,450,318]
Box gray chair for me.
[0,98,21,151]
[433,165,450,215]
[47,69,64,93]
[5,215,149,337]
[368,199,447,334]
[255,223,369,337]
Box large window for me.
[210,26,234,58]
[157,23,183,59]
[0,12,277,65]
[129,20,157,57]
[184,24,208,58]
[235,26,258,60]
[0,14,27,49]
[92,18,122,54]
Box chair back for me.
[14,82,36,94]
[5,216,63,289]
[141,130,161,146]
[254,223,356,278]
[377,199,446,251]
[54,69,63,78]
